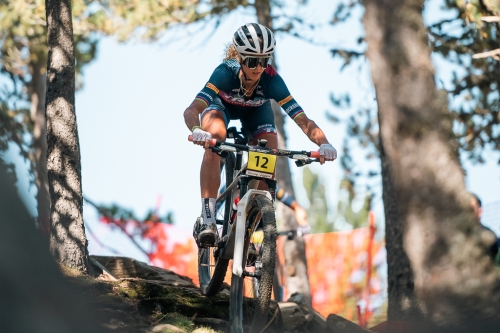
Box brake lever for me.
[295,158,320,167]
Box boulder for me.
[91,256,197,289]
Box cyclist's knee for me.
[201,110,226,140]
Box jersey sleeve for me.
[195,63,233,107]
[267,73,305,121]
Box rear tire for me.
[230,194,276,333]
[198,152,235,296]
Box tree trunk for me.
[45,0,89,273]
[254,0,312,306]
[379,136,424,321]
[364,0,500,326]
[29,58,50,236]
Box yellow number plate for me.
[247,151,277,175]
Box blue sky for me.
[5,0,500,258]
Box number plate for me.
[247,151,276,177]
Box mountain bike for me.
[189,127,320,333]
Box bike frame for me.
[216,161,277,265]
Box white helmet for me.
[233,23,276,56]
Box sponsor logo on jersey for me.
[198,91,213,102]
[278,95,293,106]
[219,91,267,107]
[206,83,220,94]
[285,103,299,114]
[257,124,274,129]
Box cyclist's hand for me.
[192,128,212,148]
[319,143,337,164]
[294,206,308,227]
[297,225,311,237]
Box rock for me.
[150,323,187,332]
[278,302,308,331]
[301,306,329,333]
[91,256,197,288]
[326,314,374,332]
[287,292,306,305]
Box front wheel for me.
[230,194,277,333]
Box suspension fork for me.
[232,176,272,277]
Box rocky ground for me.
[65,255,375,333]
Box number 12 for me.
[255,156,269,169]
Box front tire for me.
[230,194,277,333]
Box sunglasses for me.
[239,54,272,69]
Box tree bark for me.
[45,0,89,273]
[379,136,424,321]
[364,0,500,326]
[29,58,50,236]
[254,0,312,306]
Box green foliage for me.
[97,202,175,224]
[151,312,195,332]
[0,99,30,155]
[0,0,203,162]
[0,155,18,190]
[334,178,372,229]
[328,0,499,197]
[302,167,372,231]
[429,0,500,163]
[302,167,332,232]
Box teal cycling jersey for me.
[195,59,305,121]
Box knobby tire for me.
[230,194,277,333]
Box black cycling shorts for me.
[202,96,277,139]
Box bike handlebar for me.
[188,135,321,159]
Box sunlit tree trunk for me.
[364,0,499,325]
[379,137,424,321]
[46,0,89,273]
[29,58,50,236]
[255,0,312,306]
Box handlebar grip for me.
[188,135,217,146]
[310,151,321,158]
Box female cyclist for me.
[184,23,337,245]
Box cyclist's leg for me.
[196,99,228,245]
[200,110,227,198]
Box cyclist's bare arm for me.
[184,99,211,147]
[294,114,330,147]
[184,99,206,131]
[295,114,334,164]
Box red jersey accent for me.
[265,65,278,76]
